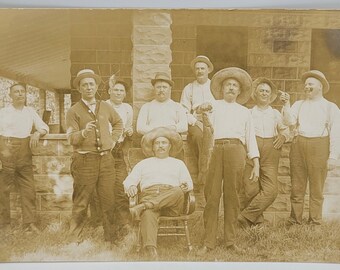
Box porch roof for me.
[0,9,71,90]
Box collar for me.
[82,99,96,106]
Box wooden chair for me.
[127,148,196,252]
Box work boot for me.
[144,245,158,260]
[237,214,252,230]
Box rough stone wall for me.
[10,136,73,225]
[131,10,173,126]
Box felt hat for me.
[141,127,183,158]
[211,67,252,104]
[151,72,174,87]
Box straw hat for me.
[73,69,101,89]
[251,77,278,104]
[190,55,214,73]
[301,70,329,94]
[211,67,252,104]
[141,127,183,158]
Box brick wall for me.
[170,10,340,222]
[69,10,133,102]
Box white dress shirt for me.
[180,79,215,125]
[123,157,193,192]
[250,105,289,140]
[282,97,340,159]
[136,99,188,135]
[82,98,96,113]
[106,100,133,142]
[209,100,259,159]
[0,105,49,138]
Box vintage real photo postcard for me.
[0,8,339,268]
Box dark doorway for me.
[196,26,248,76]
[311,29,340,106]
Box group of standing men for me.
[0,54,339,259]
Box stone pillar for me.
[131,10,173,124]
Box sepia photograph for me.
[0,4,340,269]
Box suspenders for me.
[296,100,331,137]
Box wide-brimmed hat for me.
[190,55,214,73]
[301,70,330,94]
[151,72,174,87]
[251,77,278,104]
[141,127,183,158]
[211,67,252,104]
[73,69,101,89]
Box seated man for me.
[123,127,193,260]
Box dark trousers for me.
[203,142,246,249]
[111,146,130,227]
[69,152,116,240]
[139,185,184,248]
[90,144,131,229]
[239,137,281,224]
[187,125,203,186]
[289,136,329,225]
[0,136,36,225]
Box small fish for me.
[197,111,214,186]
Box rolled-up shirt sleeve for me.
[180,84,197,126]
[136,103,151,135]
[123,162,142,192]
[31,108,49,134]
[179,160,194,191]
[275,109,291,142]
[282,102,300,126]
[245,110,260,159]
[175,105,188,133]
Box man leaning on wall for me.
[0,82,49,233]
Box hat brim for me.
[301,71,330,94]
[151,78,174,87]
[73,73,102,89]
[191,57,214,73]
[141,127,183,158]
[251,77,278,104]
[211,67,252,104]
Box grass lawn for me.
[1,212,340,263]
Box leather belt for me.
[76,150,111,156]
[215,138,241,145]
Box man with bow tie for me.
[66,69,123,242]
